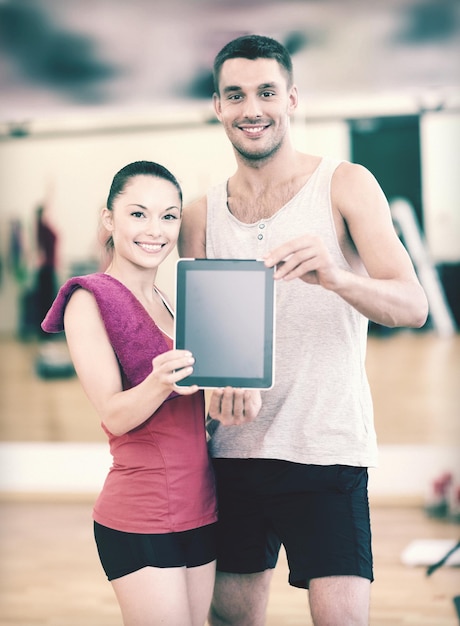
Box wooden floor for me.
[0,331,459,624]
[0,498,458,625]
[1,330,459,445]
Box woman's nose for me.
[145,217,162,237]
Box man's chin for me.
[235,144,280,163]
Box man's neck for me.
[233,144,301,193]
[226,150,319,223]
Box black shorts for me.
[94,522,217,581]
[212,459,373,589]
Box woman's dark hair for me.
[107,160,182,211]
[213,34,293,95]
[103,160,182,252]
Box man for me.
[179,34,428,626]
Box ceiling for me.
[0,0,459,125]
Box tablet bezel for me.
[174,258,275,389]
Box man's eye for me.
[261,91,275,98]
[228,94,243,101]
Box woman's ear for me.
[101,207,114,232]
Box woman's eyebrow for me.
[127,204,180,211]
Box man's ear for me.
[288,84,299,114]
[213,92,223,121]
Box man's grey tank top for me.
[206,157,378,467]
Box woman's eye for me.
[131,211,145,218]
[163,213,179,221]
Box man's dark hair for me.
[213,34,293,95]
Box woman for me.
[42,161,217,626]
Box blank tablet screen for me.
[175,259,275,388]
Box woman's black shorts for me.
[94,521,217,581]
[212,459,373,589]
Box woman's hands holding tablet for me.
[153,350,199,395]
[208,387,262,426]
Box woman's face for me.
[103,174,181,271]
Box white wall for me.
[1,107,458,335]
[1,441,458,503]
[0,115,350,333]
[420,110,460,263]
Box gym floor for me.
[0,331,459,625]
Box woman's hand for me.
[151,350,199,395]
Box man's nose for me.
[242,94,263,119]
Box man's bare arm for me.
[265,162,428,328]
[334,162,428,327]
[178,196,207,258]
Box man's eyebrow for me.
[222,82,278,94]
[258,82,277,90]
[222,85,243,94]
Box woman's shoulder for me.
[41,273,113,333]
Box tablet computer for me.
[174,259,275,388]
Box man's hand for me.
[264,234,343,290]
[208,387,262,426]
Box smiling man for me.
[179,34,428,626]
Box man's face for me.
[214,57,298,163]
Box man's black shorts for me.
[212,458,373,589]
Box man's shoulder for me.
[183,194,207,217]
[331,160,379,194]
[179,195,208,257]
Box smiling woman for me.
[101,160,182,260]
[38,160,218,626]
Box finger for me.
[208,389,224,418]
[264,237,307,267]
[173,383,199,395]
[276,260,314,281]
[243,389,262,420]
[157,354,195,376]
[264,244,294,268]
[171,361,195,384]
[230,389,246,422]
[272,245,315,277]
[154,349,189,364]
[219,387,237,417]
